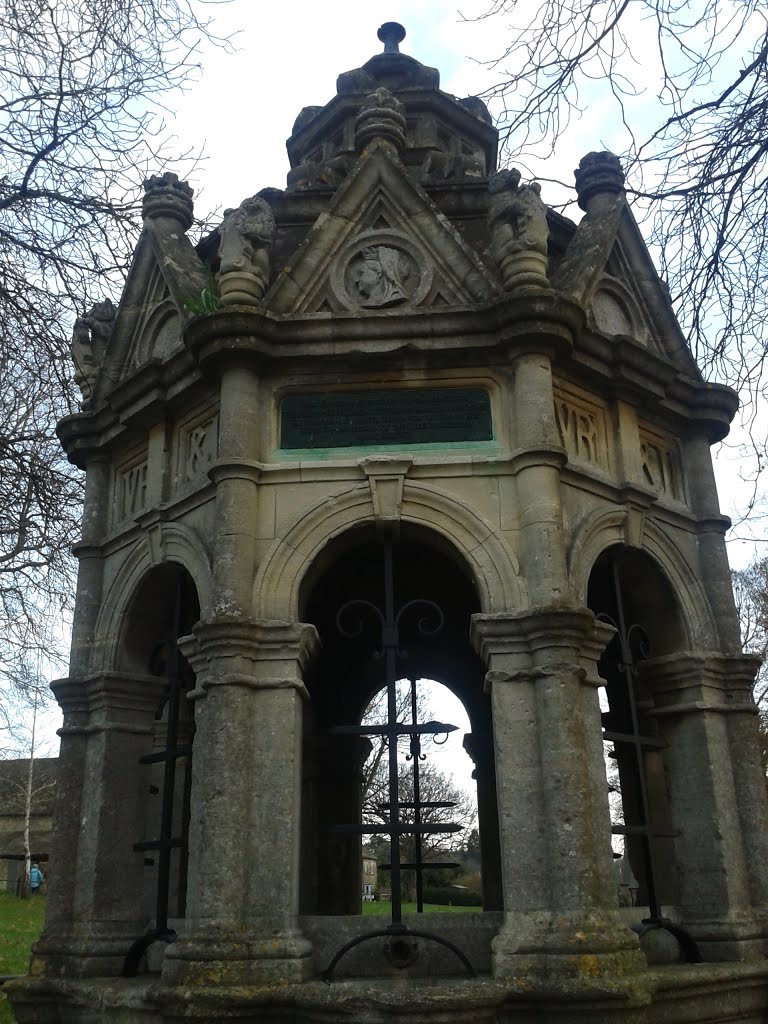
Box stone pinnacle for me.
[377,21,406,54]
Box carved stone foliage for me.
[553,387,608,470]
[639,428,683,502]
[115,457,148,524]
[179,413,218,485]
[331,230,432,311]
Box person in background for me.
[28,863,43,896]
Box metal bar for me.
[329,823,461,835]
[603,730,666,750]
[610,557,661,921]
[133,838,186,852]
[611,825,680,838]
[410,677,424,913]
[377,801,455,810]
[154,568,184,934]
[381,862,460,871]
[138,746,193,765]
[330,723,457,737]
[383,538,402,926]
[322,926,476,983]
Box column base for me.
[31,925,140,978]
[492,910,645,987]
[681,914,766,962]
[161,930,313,985]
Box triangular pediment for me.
[553,200,699,376]
[265,145,501,315]
[96,224,208,399]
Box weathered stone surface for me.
[17,20,768,1024]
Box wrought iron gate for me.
[596,553,701,962]
[123,568,191,976]
[323,537,474,980]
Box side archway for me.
[568,508,717,649]
[92,523,213,674]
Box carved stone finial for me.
[142,172,194,231]
[378,22,406,54]
[574,152,625,212]
[217,195,276,307]
[70,298,116,401]
[355,86,407,156]
[488,168,550,292]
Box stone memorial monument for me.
[9,22,768,1024]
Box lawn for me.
[362,900,479,914]
[0,892,45,1024]
[0,895,475,1023]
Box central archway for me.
[297,524,502,919]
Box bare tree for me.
[0,1,228,689]
[732,558,768,708]
[473,1,768,446]
[361,680,476,900]
[0,661,57,895]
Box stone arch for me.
[568,507,717,648]
[93,523,213,674]
[253,479,526,620]
[125,298,180,369]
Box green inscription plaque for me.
[280,388,493,449]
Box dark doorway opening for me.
[299,526,502,919]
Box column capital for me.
[471,605,596,659]
[181,617,320,698]
[639,651,761,716]
[52,672,164,723]
[472,608,615,691]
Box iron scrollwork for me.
[323,537,474,981]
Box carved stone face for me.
[346,245,413,308]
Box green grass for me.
[0,895,476,1022]
[362,900,480,914]
[0,892,45,1024]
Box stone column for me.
[643,653,768,960]
[510,350,568,605]
[462,731,503,911]
[33,454,129,977]
[33,673,162,977]
[684,435,742,653]
[209,364,262,614]
[161,619,319,985]
[69,455,110,676]
[313,735,371,915]
[471,610,643,984]
[726,660,768,944]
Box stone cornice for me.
[573,332,738,442]
[58,294,738,466]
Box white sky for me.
[32,3,765,755]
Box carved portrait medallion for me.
[331,230,432,311]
